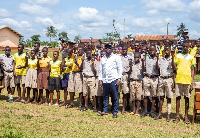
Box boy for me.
[119,44,131,114]
[172,40,195,124]
[67,46,84,109]
[141,45,159,118]
[80,49,96,111]
[13,44,27,102]
[129,52,143,116]
[0,46,15,103]
[155,44,174,121]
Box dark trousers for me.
[103,80,119,114]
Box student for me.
[48,51,62,105]
[24,50,37,104]
[190,41,197,57]
[80,49,96,111]
[13,44,27,102]
[37,47,52,105]
[128,43,135,53]
[67,46,84,109]
[0,46,15,103]
[155,44,173,121]
[94,50,106,112]
[129,52,143,116]
[141,45,159,118]
[60,47,73,107]
[119,44,131,114]
[172,40,195,124]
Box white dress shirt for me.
[99,53,122,83]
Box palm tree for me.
[176,23,188,37]
[45,25,57,42]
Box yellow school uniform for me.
[175,53,196,84]
[39,56,52,68]
[64,57,74,74]
[128,48,134,53]
[49,60,62,78]
[28,58,38,69]
[190,47,197,57]
[13,53,27,75]
[71,54,82,71]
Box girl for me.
[48,51,62,105]
[37,47,52,105]
[24,50,37,104]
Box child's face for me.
[121,47,128,55]
[67,48,73,56]
[5,48,11,55]
[86,51,92,58]
[141,46,147,53]
[18,45,23,53]
[134,43,140,51]
[53,52,59,59]
[134,54,140,62]
[42,49,48,56]
[31,51,36,58]
[101,52,106,58]
[182,43,189,53]
[164,47,170,56]
[149,46,156,56]
[34,44,40,51]
[78,48,83,56]
[62,43,66,48]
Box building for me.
[0,26,23,50]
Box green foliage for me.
[176,23,188,37]
[74,34,82,42]
[58,31,68,39]
[101,32,121,42]
[125,34,132,39]
[48,41,58,48]
[30,34,41,42]
[2,129,25,138]
[46,25,58,42]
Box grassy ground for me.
[0,50,200,137]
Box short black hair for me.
[183,40,189,44]
[86,48,92,52]
[31,49,36,54]
[35,42,40,46]
[19,43,24,49]
[42,47,48,51]
[121,44,128,49]
[5,46,11,50]
[165,44,171,49]
[53,51,59,55]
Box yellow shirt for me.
[28,58,38,69]
[92,49,95,54]
[128,48,134,53]
[39,56,52,68]
[159,46,164,57]
[13,53,27,76]
[72,54,82,71]
[64,57,74,74]
[190,47,197,57]
[175,53,196,84]
[50,60,62,78]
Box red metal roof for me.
[134,35,175,40]
[80,39,101,43]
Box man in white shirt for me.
[98,43,122,118]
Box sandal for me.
[14,98,21,102]
[45,102,49,105]
[166,116,171,122]
[173,116,180,123]
[129,112,135,115]
[66,104,74,109]
[31,101,37,104]
[113,113,117,118]
[77,105,82,110]
[134,114,140,117]
[154,115,162,120]
[24,101,30,104]
[121,109,126,115]
[59,103,66,107]
[184,117,190,124]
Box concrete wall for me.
[0,28,19,48]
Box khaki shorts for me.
[130,80,142,101]
[175,83,191,98]
[95,78,103,96]
[67,72,83,93]
[83,76,95,97]
[143,76,158,97]
[14,75,26,86]
[158,77,173,98]
[119,74,129,94]
[4,71,15,88]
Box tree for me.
[45,25,57,42]
[101,32,121,42]
[125,34,132,39]
[58,31,68,39]
[30,34,41,42]
[74,34,82,42]
[176,23,188,37]
[19,37,25,45]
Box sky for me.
[1,0,200,42]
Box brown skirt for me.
[37,68,49,89]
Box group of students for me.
[0,36,199,124]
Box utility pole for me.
[167,23,169,35]
[124,19,125,42]
[112,19,114,40]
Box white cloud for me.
[115,23,128,31]
[122,4,135,9]
[142,0,185,12]
[19,3,52,16]
[189,0,200,22]
[0,8,11,17]
[35,17,66,30]
[147,10,159,16]
[189,30,200,39]
[25,0,60,5]
[0,18,31,28]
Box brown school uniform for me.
[157,56,173,98]
[130,61,143,101]
[143,56,159,97]
[82,58,96,97]
[94,60,103,96]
